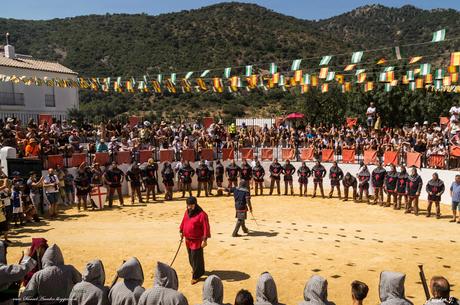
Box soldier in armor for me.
[252,161,265,196]
[357,165,370,203]
[161,162,175,201]
[384,164,398,208]
[179,161,195,198]
[328,161,343,199]
[297,162,311,197]
[342,172,357,202]
[396,166,409,210]
[426,173,445,219]
[215,160,224,196]
[226,160,241,189]
[372,162,387,205]
[126,163,143,204]
[269,159,282,195]
[405,167,423,215]
[142,158,158,202]
[196,160,210,197]
[312,161,326,198]
[282,160,296,196]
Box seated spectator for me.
[351,280,369,305]
[379,271,413,305]
[24,138,40,158]
[299,275,333,305]
[199,275,224,305]
[22,244,82,301]
[255,272,280,305]
[138,261,188,305]
[425,276,458,305]
[109,257,145,305]
[235,289,254,305]
[69,259,109,305]
[96,139,108,153]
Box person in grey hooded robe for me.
[379,271,413,305]
[108,257,145,305]
[298,275,333,305]
[198,275,224,305]
[22,244,81,302]
[68,259,108,305]
[255,272,280,305]
[137,262,188,305]
[0,241,36,305]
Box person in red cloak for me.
[22,237,48,287]
[179,196,210,285]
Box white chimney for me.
[4,33,15,59]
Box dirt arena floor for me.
[6,192,460,305]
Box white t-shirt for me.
[366,107,376,119]
[43,174,59,193]
[450,106,460,121]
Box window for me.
[45,94,55,107]
[0,82,24,106]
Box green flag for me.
[245,65,253,77]
[320,56,332,66]
[291,59,302,71]
[420,63,431,76]
[432,29,446,42]
[325,71,335,82]
[185,72,193,80]
[351,51,363,64]
[269,63,277,74]
[200,70,210,77]
[224,67,231,78]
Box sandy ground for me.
[6,191,460,305]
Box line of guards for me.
[91,157,447,219]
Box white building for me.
[0,37,78,123]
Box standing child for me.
[11,184,24,227]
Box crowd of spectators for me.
[0,239,458,305]
[1,102,459,169]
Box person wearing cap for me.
[179,196,210,285]
[24,138,40,158]
[96,139,108,153]
[104,162,125,207]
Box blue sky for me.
[2,0,460,20]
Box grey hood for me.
[255,272,279,305]
[83,259,106,286]
[202,275,223,305]
[0,241,6,265]
[379,271,413,305]
[117,257,144,283]
[42,244,64,267]
[299,275,330,305]
[154,261,178,290]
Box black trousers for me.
[187,247,205,280]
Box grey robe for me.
[138,262,188,305]
[198,275,223,305]
[0,241,36,305]
[108,257,145,305]
[22,244,81,301]
[379,271,414,305]
[298,275,332,305]
[68,259,109,305]
[255,272,279,305]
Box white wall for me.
[0,66,78,117]
[50,161,458,205]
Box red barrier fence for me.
[300,148,314,161]
[342,149,356,164]
[260,148,273,161]
[281,148,295,161]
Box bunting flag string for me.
[2,29,460,95]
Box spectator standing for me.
[450,175,460,223]
[366,102,377,128]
